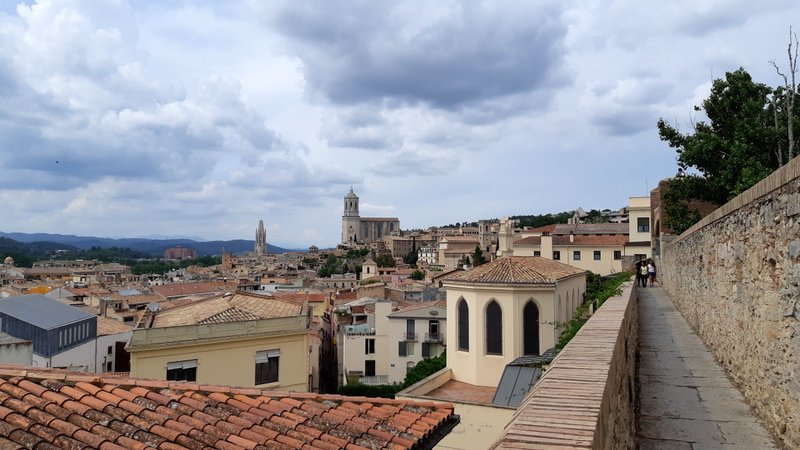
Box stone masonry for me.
[661,156,800,448]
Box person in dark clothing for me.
[634,260,646,287]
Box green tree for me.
[658,68,782,203]
[472,245,486,266]
[375,254,396,268]
[409,269,425,280]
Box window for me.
[107,346,112,355]
[593,250,601,260]
[457,299,469,351]
[398,342,414,356]
[255,350,280,385]
[573,251,581,261]
[523,301,540,356]
[365,338,375,355]
[106,361,113,372]
[613,250,622,260]
[486,300,503,355]
[533,250,541,257]
[553,251,560,260]
[422,343,431,358]
[637,217,650,233]
[166,360,197,382]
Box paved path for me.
[637,287,778,450]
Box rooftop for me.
[443,257,585,286]
[151,292,304,328]
[426,380,496,405]
[0,294,95,330]
[0,365,458,449]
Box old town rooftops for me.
[148,292,305,328]
[443,256,585,286]
[0,365,458,449]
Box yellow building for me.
[443,256,586,387]
[510,197,652,275]
[128,292,311,391]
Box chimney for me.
[100,298,108,318]
[570,232,574,243]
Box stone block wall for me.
[661,156,800,448]
[490,285,638,449]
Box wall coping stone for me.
[670,155,800,245]
[489,284,637,449]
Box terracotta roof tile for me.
[444,256,585,285]
[0,365,457,449]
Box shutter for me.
[398,341,407,357]
[422,343,430,358]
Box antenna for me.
[147,302,160,312]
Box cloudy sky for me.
[0,0,797,248]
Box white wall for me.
[0,342,33,365]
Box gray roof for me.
[0,332,29,345]
[0,295,95,330]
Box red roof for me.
[0,365,457,449]
[152,282,222,299]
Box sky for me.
[0,0,798,248]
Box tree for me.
[771,27,799,162]
[472,245,486,266]
[658,68,783,203]
[375,254,396,268]
[409,269,425,280]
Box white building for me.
[338,298,446,385]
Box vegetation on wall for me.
[555,271,631,350]
[129,256,221,275]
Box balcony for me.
[359,375,389,385]
[403,332,418,341]
[425,332,443,343]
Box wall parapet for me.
[662,155,800,449]
[489,284,638,449]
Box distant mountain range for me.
[0,232,290,257]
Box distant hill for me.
[0,232,289,257]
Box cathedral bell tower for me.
[342,187,361,244]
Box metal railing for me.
[403,332,418,341]
[425,332,443,343]
[359,375,389,385]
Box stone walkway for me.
[637,287,778,450]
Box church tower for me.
[254,220,267,255]
[342,188,361,245]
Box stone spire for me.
[254,220,267,255]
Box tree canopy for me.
[657,67,799,233]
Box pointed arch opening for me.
[486,300,503,355]
[523,300,540,356]
[457,298,469,351]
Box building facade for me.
[442,257,586,387]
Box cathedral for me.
[254,220,267,254]
[341,188,400,245]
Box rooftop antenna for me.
[147,302,160,313]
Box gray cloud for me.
[268,1,568,111]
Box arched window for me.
[523,301,540,355]
[458,299,469,351]
[486,300,502,355]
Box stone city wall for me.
[661,155,800,448]
[490,284,638,449]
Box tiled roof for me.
[0,366,458,450]
[152,283,222,299]
[152,292,304,328]
[443,257,585,285]
[0,332,28,345]
[96,317,133,336]
[552,223,628,235]
[514,236,541,246]
[273,293,327,304]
